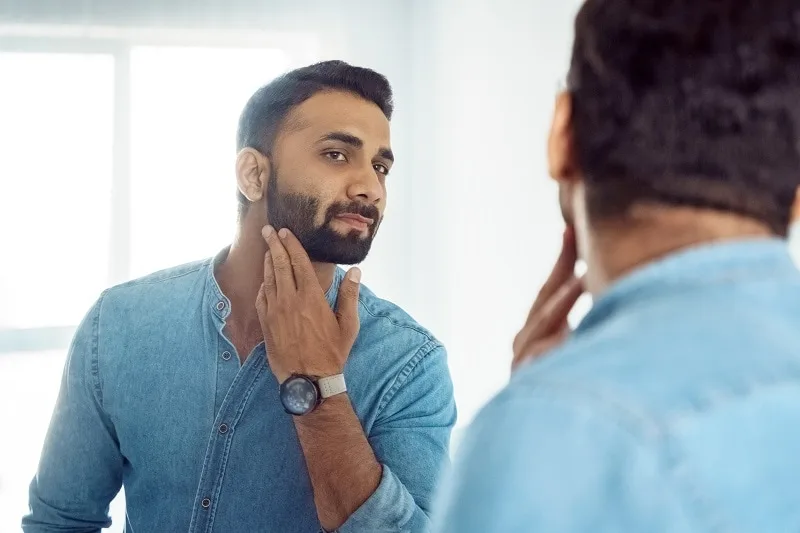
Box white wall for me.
[406,0,585,425]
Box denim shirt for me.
[23,254,456,533]
[433,239,800,533]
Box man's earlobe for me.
[236,148,270,202]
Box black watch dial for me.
[280,375,319,416]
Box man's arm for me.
[256,227,456,532]
[293,395,381,530]
[22,296,124,532]
[432,385,689,533]
[296,342,456,533]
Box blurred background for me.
[3,1,798,531]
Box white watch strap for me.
[317,374,347,399]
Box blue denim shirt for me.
[23,255,456,533]
[433,238,800,533]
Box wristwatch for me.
[279,374,347,416]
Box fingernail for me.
[278,228,289,239]
[348,268,361,283]
[262,226,273,239]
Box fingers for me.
[512,332,567,372]
[262,226,296,295]
[275,227,316,291]
[255,283,269,318]
[262,252,278,302]
[527,226,578,319]
[335,268,362,342]
[535,276,584,336]
[512,275,585,372]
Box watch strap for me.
[317,374,347,399]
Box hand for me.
[255,226,362,384]
[511,227,585,372]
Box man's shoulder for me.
[99,258,211,314]
[350,282,446,373]
[356,283,441,347]
[509,292,800,427]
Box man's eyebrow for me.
[317,131,394,163]
[378,147,394,163]
[316,131,363,148]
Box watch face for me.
[280,375,319,416]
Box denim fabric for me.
[23,254,456,533]
[433,238,800,533]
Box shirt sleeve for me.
[431,385,695,533]
[336,342,457,533]
[22,295,124,532]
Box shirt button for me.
[221,351,232,361]
[219,423,229,434]
[215,301,226,311]
[201,498,211,509]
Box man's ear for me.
[792,187,800,223]
[547,92,580,185]
[236,148,271,204]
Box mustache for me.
[326,201,381,223]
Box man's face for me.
[266,91,393,265]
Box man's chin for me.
[304,243,372,265]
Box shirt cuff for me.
[333,464,421,533]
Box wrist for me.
[273,350,346,385]
[294,393,349,425]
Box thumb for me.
[335,267,362,340]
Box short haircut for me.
[567,0,800,235]
[235,60,394,217]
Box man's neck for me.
[583,205,773,296]
[216,222,337,334]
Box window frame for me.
[0,25,317,353]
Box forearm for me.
[294,394,382,531]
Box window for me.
[129,46,290,277]
[0,37,303,532]
[0,52,114,330]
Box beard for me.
[265,171,381,265]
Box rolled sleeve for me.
[337,342,457,533]
[22,294,124,532]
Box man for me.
[24,61,456,533]
[433,1,800,532]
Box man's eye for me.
[374,163,389,176]
[325,151,347,162]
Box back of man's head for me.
[568,0,800,235]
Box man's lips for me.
[335,213,374,231]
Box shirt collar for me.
[203,247,346,322]
[576,237,796,333]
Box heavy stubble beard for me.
[265,173,381,265]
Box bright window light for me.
[129,46,291,278]
[0,52,114,329]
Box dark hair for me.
[567,0,800,235]
[235,60,394,218]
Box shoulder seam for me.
[109,261,208,291]
[91,289,109,408]
[357,295,435,341]
[377,339,442,413]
